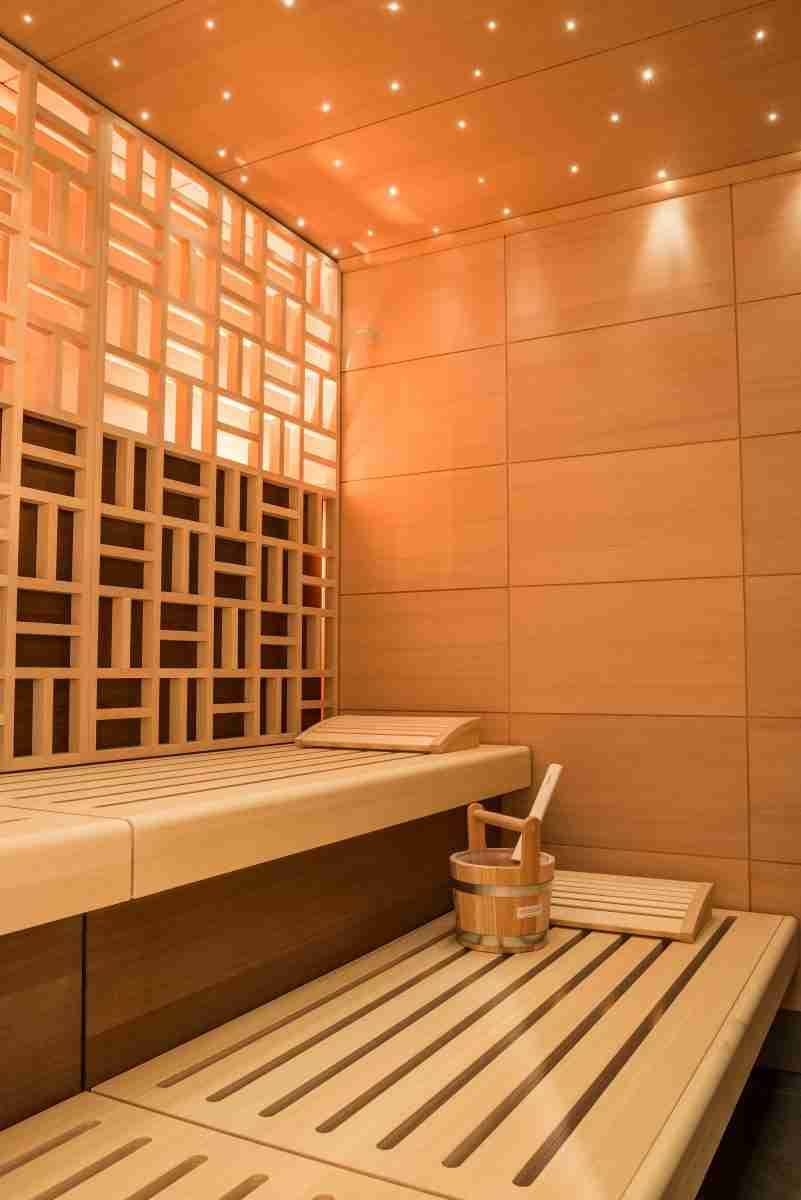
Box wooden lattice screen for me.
[0,40,339,770]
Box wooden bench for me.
[1,908,796,1200]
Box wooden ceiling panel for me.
[223,1,801,254]
[2,0,800,255]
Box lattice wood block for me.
[0,35,339,770]
[551,870,714,942]
[0,1092,434,1199]
[96,910,796,1200]
[297,712,481,753]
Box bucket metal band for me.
[450,877,550,898]
[458,929,547,949]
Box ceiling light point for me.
[111,56,122,68]
[564,18,577,31]
[222,88,232,101]
[486,19,498,31]
[432,225,440,234]
[331,247,340,255]
[333,157,344,168]
[388,184,399,196]
[389,79,401,92]
[140,110,150,121]
[281,0,296,7]
[22,12,33,22]
[610,111,621,124]
[296,216,305,227]
[641,66,655,82]
[478,175,486,184]
[569,162,580,174]
[754,28,767,42]
[205,17,216,29]
[768,110,780,122]
[216,147,227,158]
[386,1,401,10]
[656,168,668,180]
[457,118,467,130]
[240,173,248,182]
[502,206,511,216]
[321,99,332,112]
[367,228,375,237]
[473,67,483,78]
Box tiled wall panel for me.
[0,41,339,768]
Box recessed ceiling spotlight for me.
[367,228,375,237]
[478,175,487,184]
[502,206,511,216]
[216,147,227,158]
[386,1,401,10]
[333,157,344,167]
[321,100,332,112]
[432,225,440,234]
[222,88,232,101]
[457,118,468,130]
[111,56,122,68]
[22,12,33,22]
[486,19,498,31]
[754,28,767,42]
[641,66,655,82]
[656,168,668,180]
[610,111,621,124]
[569,162,580,174]
[389,79,401,91]
[240,173,248,182]
[767,110,780,122]
[205,17,216,29]
[331,247,340,255]
[140,110,151,121]
[297,217,306,227]
[473,67,483,78]
[388,184,399,196]
[281,0,296,7]
[564,18,577,31]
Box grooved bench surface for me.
[0,805,131,936]
[93,909,797,1200]
[0,1092,434,1199]
[0,742,529,900]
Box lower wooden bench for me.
[3,907,791,1200]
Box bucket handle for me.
[467,803,542,882]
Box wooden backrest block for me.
[296,712,482,753]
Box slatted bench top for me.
[0,805,131,937]
[0,741,530,913]
[92,908,797,1200]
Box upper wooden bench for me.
[0,716,531,936]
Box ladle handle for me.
[467,803,541,881]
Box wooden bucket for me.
[450,802,555,953]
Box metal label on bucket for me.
[516,903,543,919]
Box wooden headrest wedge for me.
[295,713,482,753]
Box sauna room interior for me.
[1,3,801,1198]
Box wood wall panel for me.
[342,467,507,594]
[742,433,801,575]
[341,589,508,712]
[733,172,801,303]
[85,808,468,1084]
[510,713,747,859]
[342,240,505,370]
[750,719,801,865]
[738,294,801,437]
[510,579,746,716]
[543,842,749,911]
[508,307,739,461]
[746,575,801,718]
[508,189,733,341]
[750,861,801,1010]
[342,346,506,480]
[509,440,742,586]
[0,917,82,1130]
